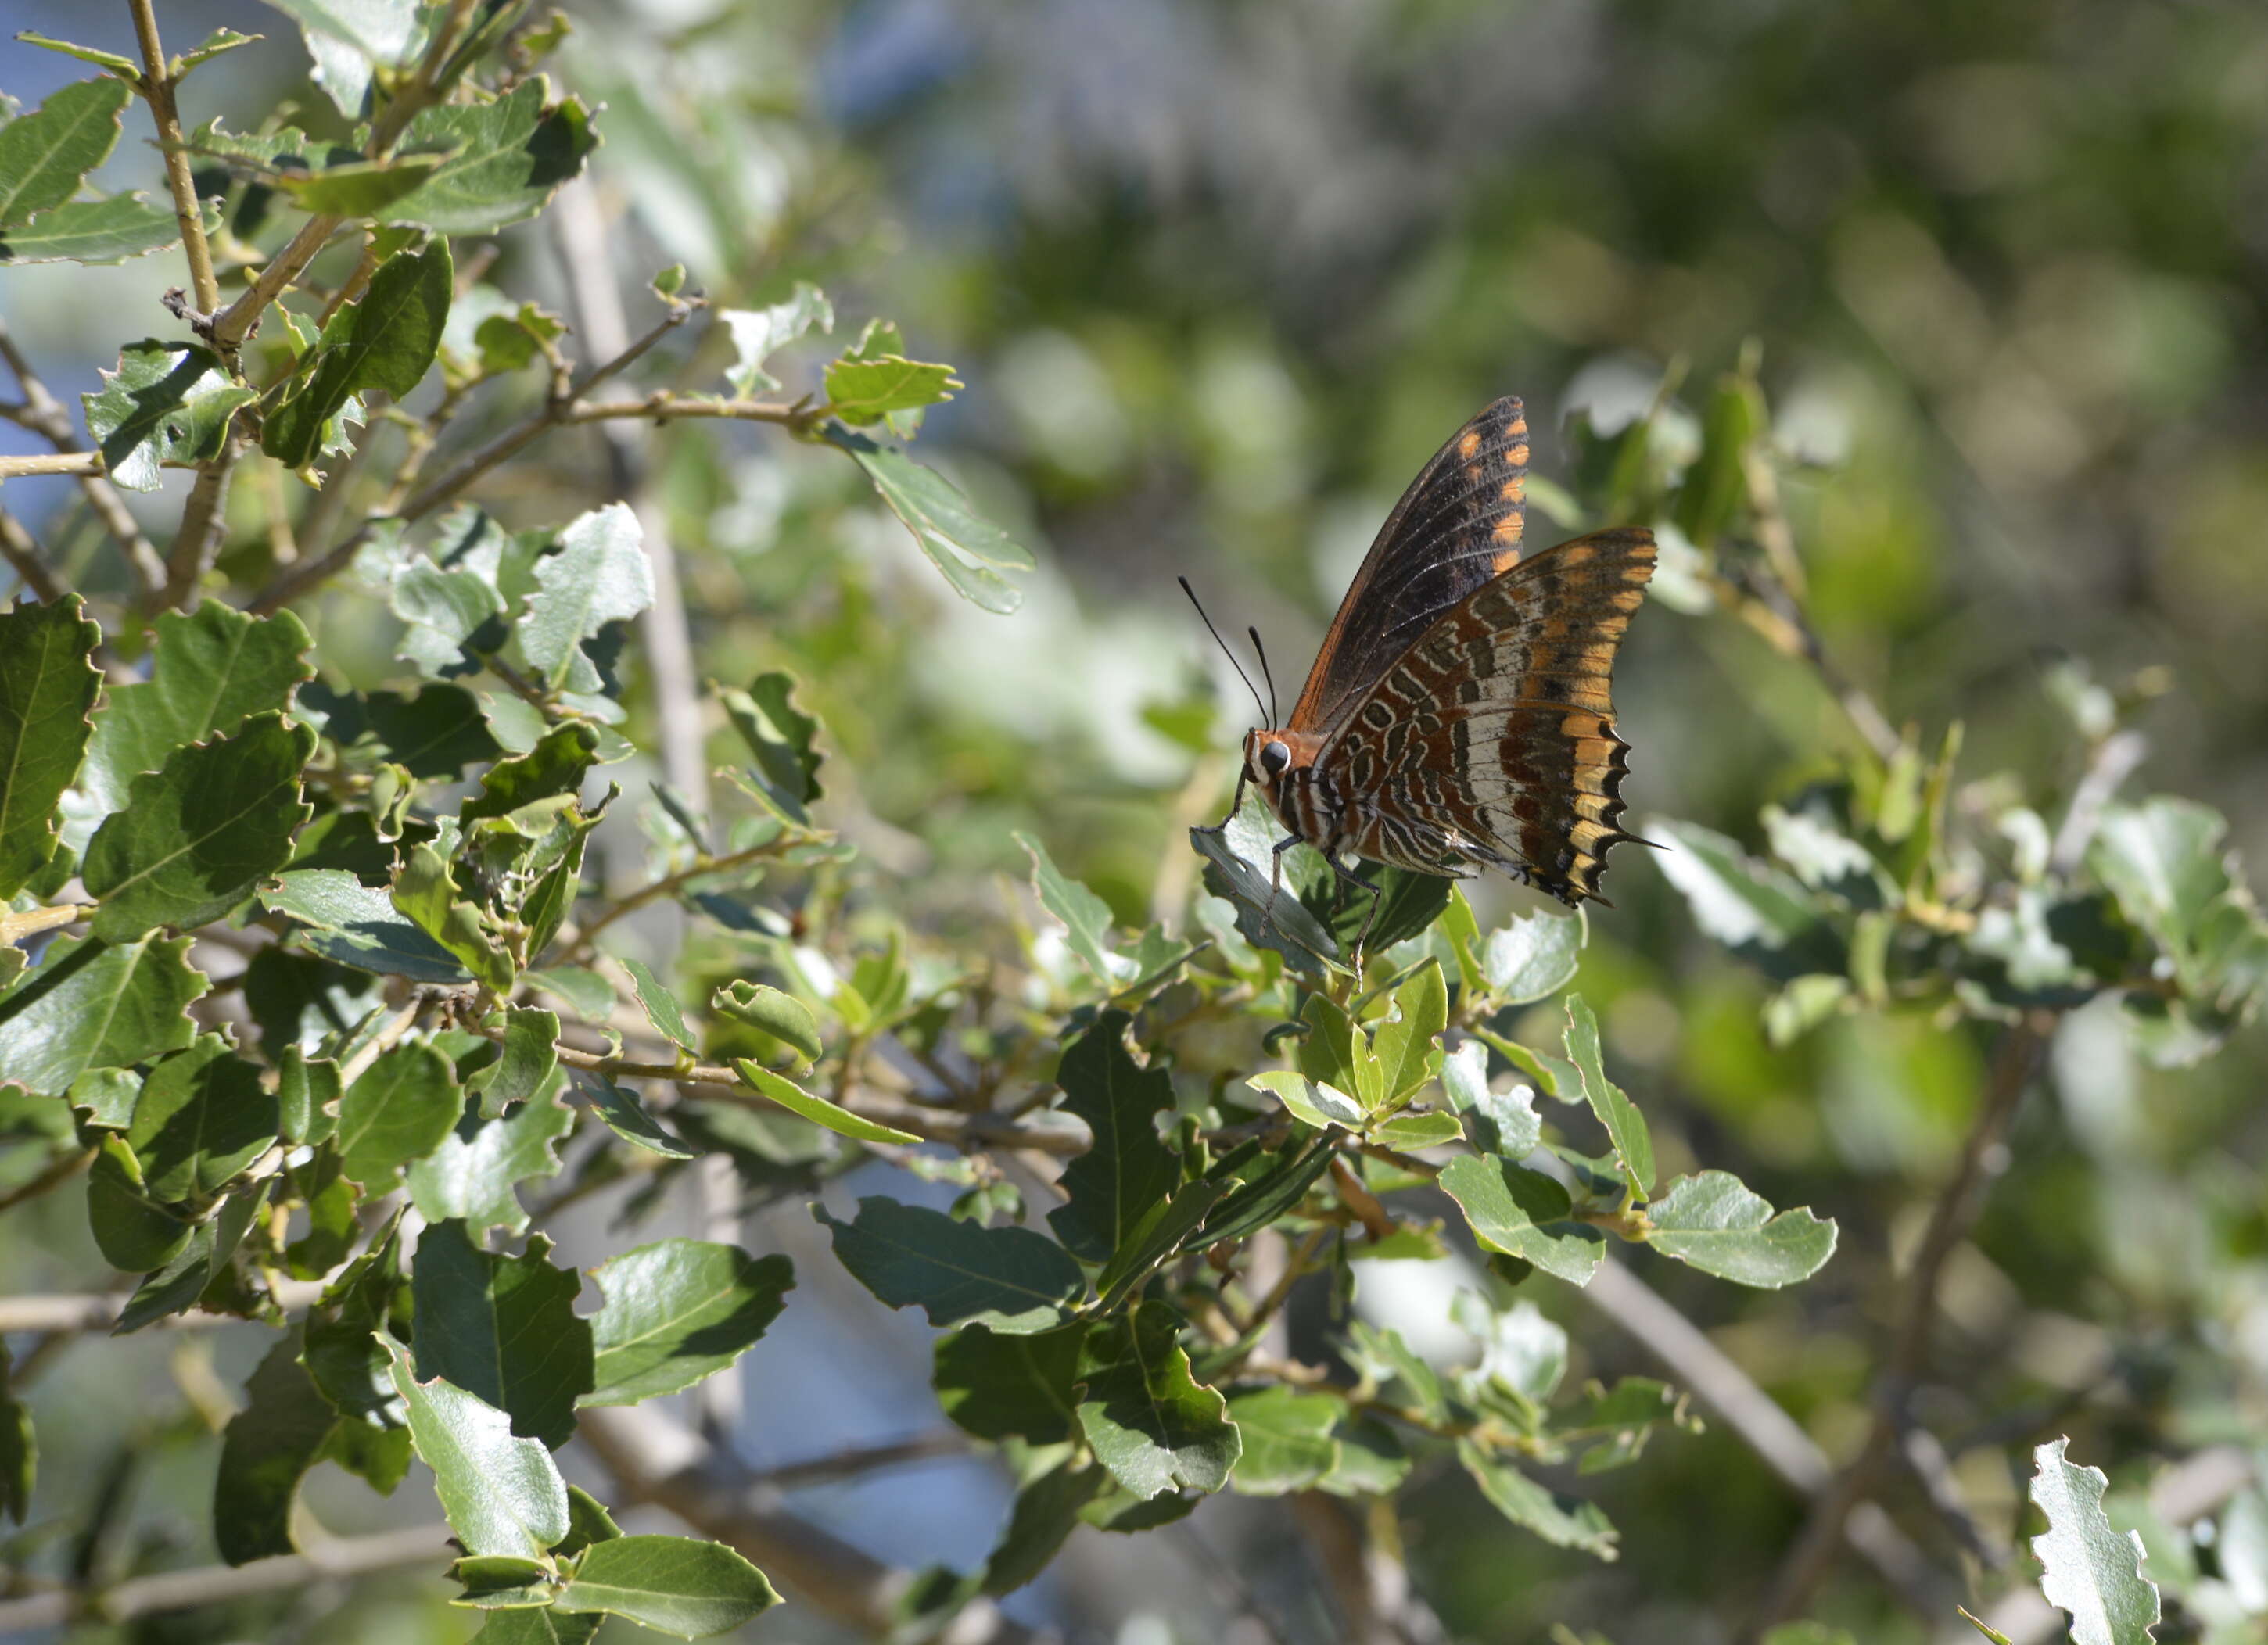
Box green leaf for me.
[0,193,178,264]
[412,1223,593,1450]
[406,1085,572,1236]
[732,1059,921,1145]
[1373,959,1448,1105]
[1200,1136,1334,1248]
[1223,1386,1340,1496]
[1315,1416,1412,1497]
[552,1534,781,1637]
[379,77,596,234]
[1016,830,1125,987]
[2091,798,2230,954]
[85,1132,193,1271]
[78,603,314,824]
[581,1075,698,1158]
[1246,1070,1363,1131]
[1954,1611,2016,1645]
[470,1611,598,1645]
[932,1321,1086,1443]
[1369,1109,1463,1149]
[1643,1170,1836,1288]
[11,32,141,77]
[827,428,1033,614]
[620,957,694,1052]
[0,934,202,1098]
[461,722,598,821]
[1436,1155,1605,1286]
[580,1238,793,1407]
[1076,1299,1240,1498]
[336,1040,461,1188]
[276,149,450,216]
[1343,1321,1448,1424]
[128,1035,278,1201]
[824,344,960,428]
[2029,1437,2161,1645]
[359,684,506,778]
[1190,789,1346,976]
[1482,908,1584,1004]
[518,504,653,688]
[712,982,821,1062]
[557,1486,623,1559]
[382,1336,569,1561]
[83,715,314,941]
[392,842,513,990]
[81,340,257,490]
[0,77,129,225]
[264,241,452,469]
[719,284,831,394]
[277,1048,342,1145]
[253,0,418,115]
[468,1007,559,1115]
[213,1335,341,1564]
[1049,1011,1178,1262]
[1316,866,1454,957]
[177,29,264,72]
[1648,815,1835,973]
[816,1195,1086,1332]
[1558,1377,1695,1474]
[0,595,100,898]
[1093,1179,1232,1312]
[1456,1437,1618,1559]
[68,1066,140,1129]
[0,1342,31,1525]
[718,671,822,822]
[981,1460,1107,1596]
[261,869,471,984]
[114,1176,267,1330]
[1563,995,1654,1202]
[1449,1046,1542,1159]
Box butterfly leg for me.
[1327,855,1384,971]
[1193,769,1251,837]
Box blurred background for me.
[3,0,2266,1640]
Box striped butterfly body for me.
[1229,397,1655,952]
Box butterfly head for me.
[1241,727,1320,805]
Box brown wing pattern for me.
[1322,529,1656,903]
[1290,396,1535,733]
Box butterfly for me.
[1200,396,1656,959]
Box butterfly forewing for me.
[1321,529,1656,903]
[1290,396,1536,733]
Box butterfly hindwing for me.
[1290,396,1535,734]
[1323,529,1656,902]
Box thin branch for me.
[1747,1018,2050,1637]
[2049,728,2147,876]
[0,451,103,479]
[0,1523,452,1633]
[741,1430,967,1489]
[577,1403,1059,1643]
[0,1278,325,1335]
[566,836,798,960]
[0,507,63,602]
[0,318,167,593]
[0,1147,95,1216]
[125,0,221,317]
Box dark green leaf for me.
[556,1486,623,1559]
[552,1534,781,1637]
[827,427,1032,614]
[85,1132,192,1271]
[1200,1136,1334,1248]
[115,1175,266,1331]
[469,1611,598,1645]
[412,1223,593,1450]
[83,714,314,941]
[582,1239,794,1407]
[980,1462,1105,1597]
[1093,1180,1232,1312]
[1563,995,1653,1202]
[81,340,257,489]
[468,1007,558,1115]
[1076,1299,1240,1498]
[0,192,179,263]
[517,504,652,688]
[0,77,130,226]
[391,842,513,991]
[1048,1010,1178,1263]
[1190,789,1344,976]
[1016,830,1123,987]
[278,1048,343,1146]
[1315,865,1454,957]
[79,603,314,822]
[243,947,384,1061]
[67,1066,140,1129]
[1437,1155,1605,1286]
[0,595,100,898]
[214,1335,339,1564]
[127,1035,278,1201]
[719,671,822,822]
[0,1342,31,1525]
[733,1059,921,1145]
[1456,1437,1617,1559]
[382,1335,569,1560]
[264,241,452,469]
[933,1321,1086,1443]
[336,1040,460,1188]
[361,685,504,777]
[816,1195,1086,1332]
[406,1085,572,1236]
[0,934,202,1098]
[581,1075,698,1158]
[379,78,597,234]
[461,722,598,820]
[1224,1385,1339,1496]
[261,868,471,984]
[1644,1171,1836,1288]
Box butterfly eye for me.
[1258,740,1291,778]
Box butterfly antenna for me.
[1248,625,1279,727]
[1178,575,1271,728]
